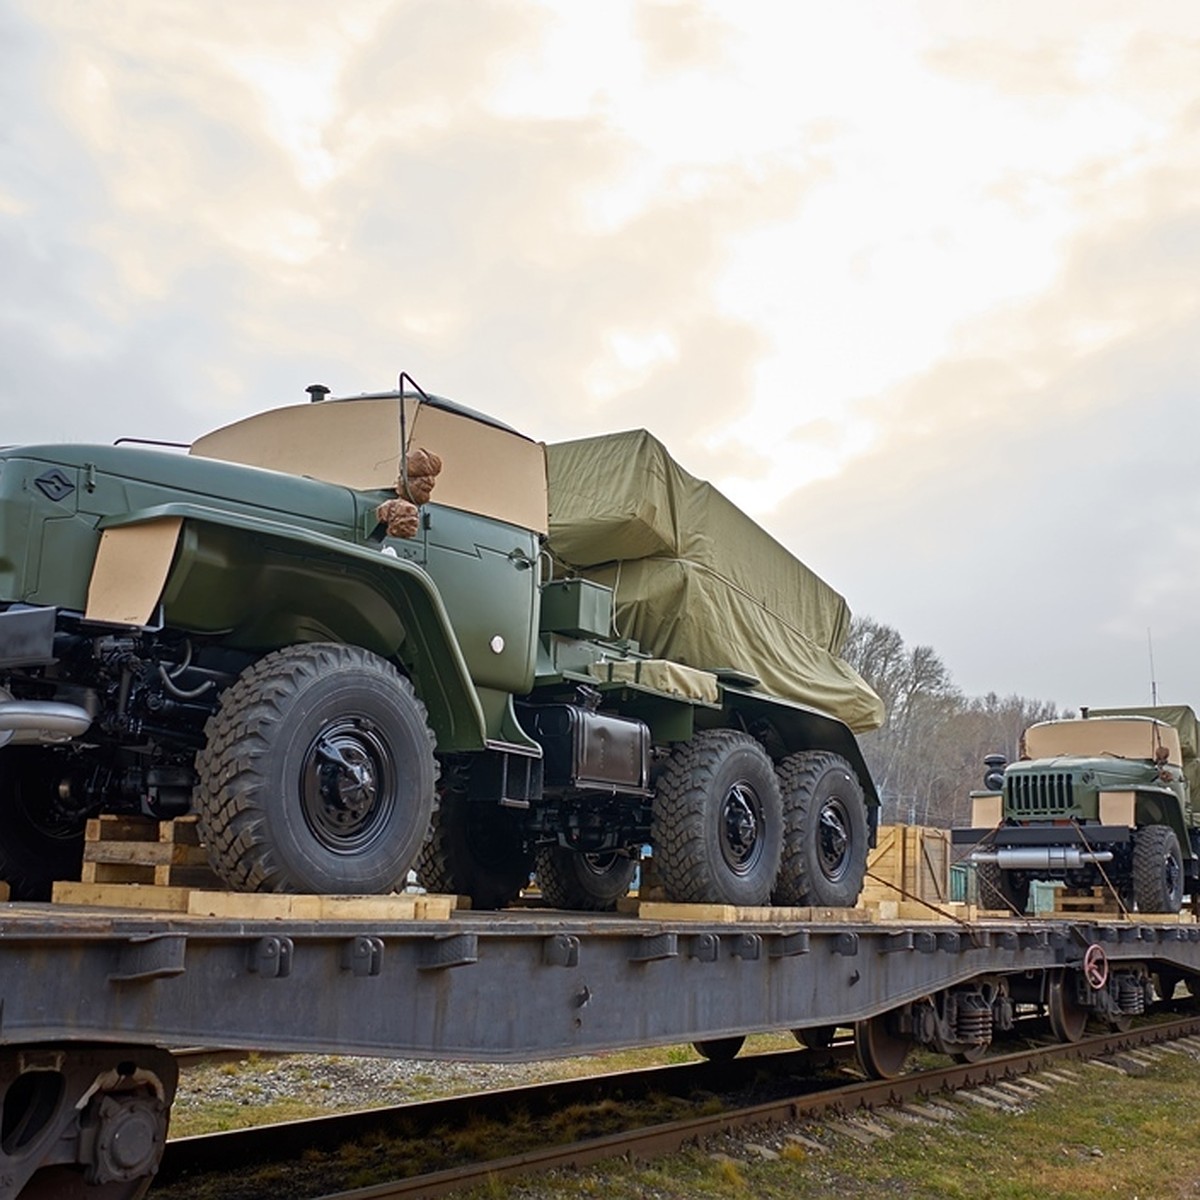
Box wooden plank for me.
[160,818,203,847]
[81,862,156,885]
[184,892,458,920]
[154,864,223,889]
[52,881,195,912]
[83,842,212,868]
[630,901,873,924]
[85,815,160,843]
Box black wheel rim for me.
[817,796,852,882]
[580,852,622,877]
[1166,852,1182,902]
[720,781,764,876]
[301,717,396,854]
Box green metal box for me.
[539,578,614,639]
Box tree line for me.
[841,615,1069,828]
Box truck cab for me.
[959,707,1200,914]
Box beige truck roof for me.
[1025,716,1182,766]
[191,395,549,534]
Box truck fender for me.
[92,504,489,752]
[721,686,881,810]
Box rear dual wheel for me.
[773,750,868,908]
[652,731,783,906]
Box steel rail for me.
[157,1042,854,1185]
[307,1014,1200,1200]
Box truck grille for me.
[1006,772,1076,818]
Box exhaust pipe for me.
[971,846,1114,871]
[0,700,93,746]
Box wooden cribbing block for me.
[80,814,223,889]
[620,900,874,923]
[185,892,460,920]
[52,881,195,912]
[1054,888,1120,914]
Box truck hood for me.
[1,443,365,532]
[1008,755,1158,790]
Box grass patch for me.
[493,1049,1200,1199]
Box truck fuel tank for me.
[521,703,650,794]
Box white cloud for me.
[3,0,1200,708]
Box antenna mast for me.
[1148,627,1158,705]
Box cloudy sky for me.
[4,0,1199,711]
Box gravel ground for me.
[172,1050,582,1129]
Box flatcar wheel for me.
[952,1042,989,1064]
[1047,970,1088,1043]
[855,1013,912,1079]
[693,1036,745,1062]
[1156,970,1182,1001]
[794,1024,837,1050]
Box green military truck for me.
[961,705,1200,914]
[0,381,883,909]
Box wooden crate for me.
[1053,887,1122,915]
[79,814,223,889]
[862,825,951,907]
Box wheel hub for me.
[818,799,852,882]
[302,719,395,853]
[720,782,763,876]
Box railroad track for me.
[151,1007,1200,1200]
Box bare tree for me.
[842,616,1066,827]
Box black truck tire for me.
[534,844,637,911]
[0,748,84,901]
[975,859,1030,915]
[652,730,783,906]
[416,788,531,910]
[772,750,868,908]
[194,643,437,894]
[1132,824,1184,914]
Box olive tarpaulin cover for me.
[545,429,885,733]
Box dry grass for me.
[482,1046,1200,1199]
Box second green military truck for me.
[964,705,1200,914]
[0,379,883,909]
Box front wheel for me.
[772,751,868,907]
[194,643,437,894]
[534,844,637,911]
[1132,824,1184,914]
[652,731,783,906]
[975,860,1030,915]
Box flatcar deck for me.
[0,900,1195,1058]
[4,898,1199,1200]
